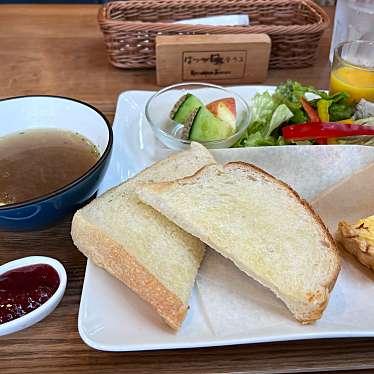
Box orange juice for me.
[330,66,374,103]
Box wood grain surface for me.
[1,4,373,374]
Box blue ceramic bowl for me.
[0,95,113,231]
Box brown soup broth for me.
[0,128,100,206]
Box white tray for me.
[78,86,374,351]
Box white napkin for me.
[174,15,250,27]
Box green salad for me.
[235,80,374,147]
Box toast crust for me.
[137,162,341,324]
[136,141,216,184]
[92,141,216,197]
[71,212,187,330]
[338,221,374,272]
[71,142,214,330]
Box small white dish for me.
[0,256,67,336]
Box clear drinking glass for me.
[330,0,374,62]
[330,40,374,103]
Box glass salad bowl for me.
[145,83,250,149]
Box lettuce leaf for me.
[264,104,293,137]
[329,103,355,121]
[235,92,293,147]
[250,92,277,127]
[241,132,285,147]
[235,92,276,147]
[275,80,323,102]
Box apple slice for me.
[206,98,237,131]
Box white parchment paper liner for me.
[115,124,374,337]
[190,145,374,337]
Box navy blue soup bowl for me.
[0,96,113,231]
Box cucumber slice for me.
[170,94,204,124]
[186,106,235,142]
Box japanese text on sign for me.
[182,51,247,80]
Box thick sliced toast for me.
[137,162,341,323]
[71,143,215,329]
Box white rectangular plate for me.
[78,86,374,351]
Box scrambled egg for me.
[338,214,374,272]
[354,215,374,246]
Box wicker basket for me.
[98,0,330,69]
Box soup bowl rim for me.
[0,94,113,211]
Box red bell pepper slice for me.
[300,97,327,143]
[300,97,320,123]
[282,122,374,141]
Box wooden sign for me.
[156,34,271,86]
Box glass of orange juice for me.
[330,40,374,103]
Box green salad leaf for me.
[329,103,356,121]
[274,80,322,102]
[235,93,293,147]
[242,132,276,147]
[326,91,350,103]
[240,132,286,147]
[272,93,307,124]
[265,104,293,137]
[235,92,275,147]
[250,92,277,127]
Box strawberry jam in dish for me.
[0,264,60,324]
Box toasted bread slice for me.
[71,142,215,329]
[137,162,341,323]
[338,217,374,272]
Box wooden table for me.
[1,5,373,374]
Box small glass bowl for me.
[145,83,250,149]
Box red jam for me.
[0,264,60,324]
